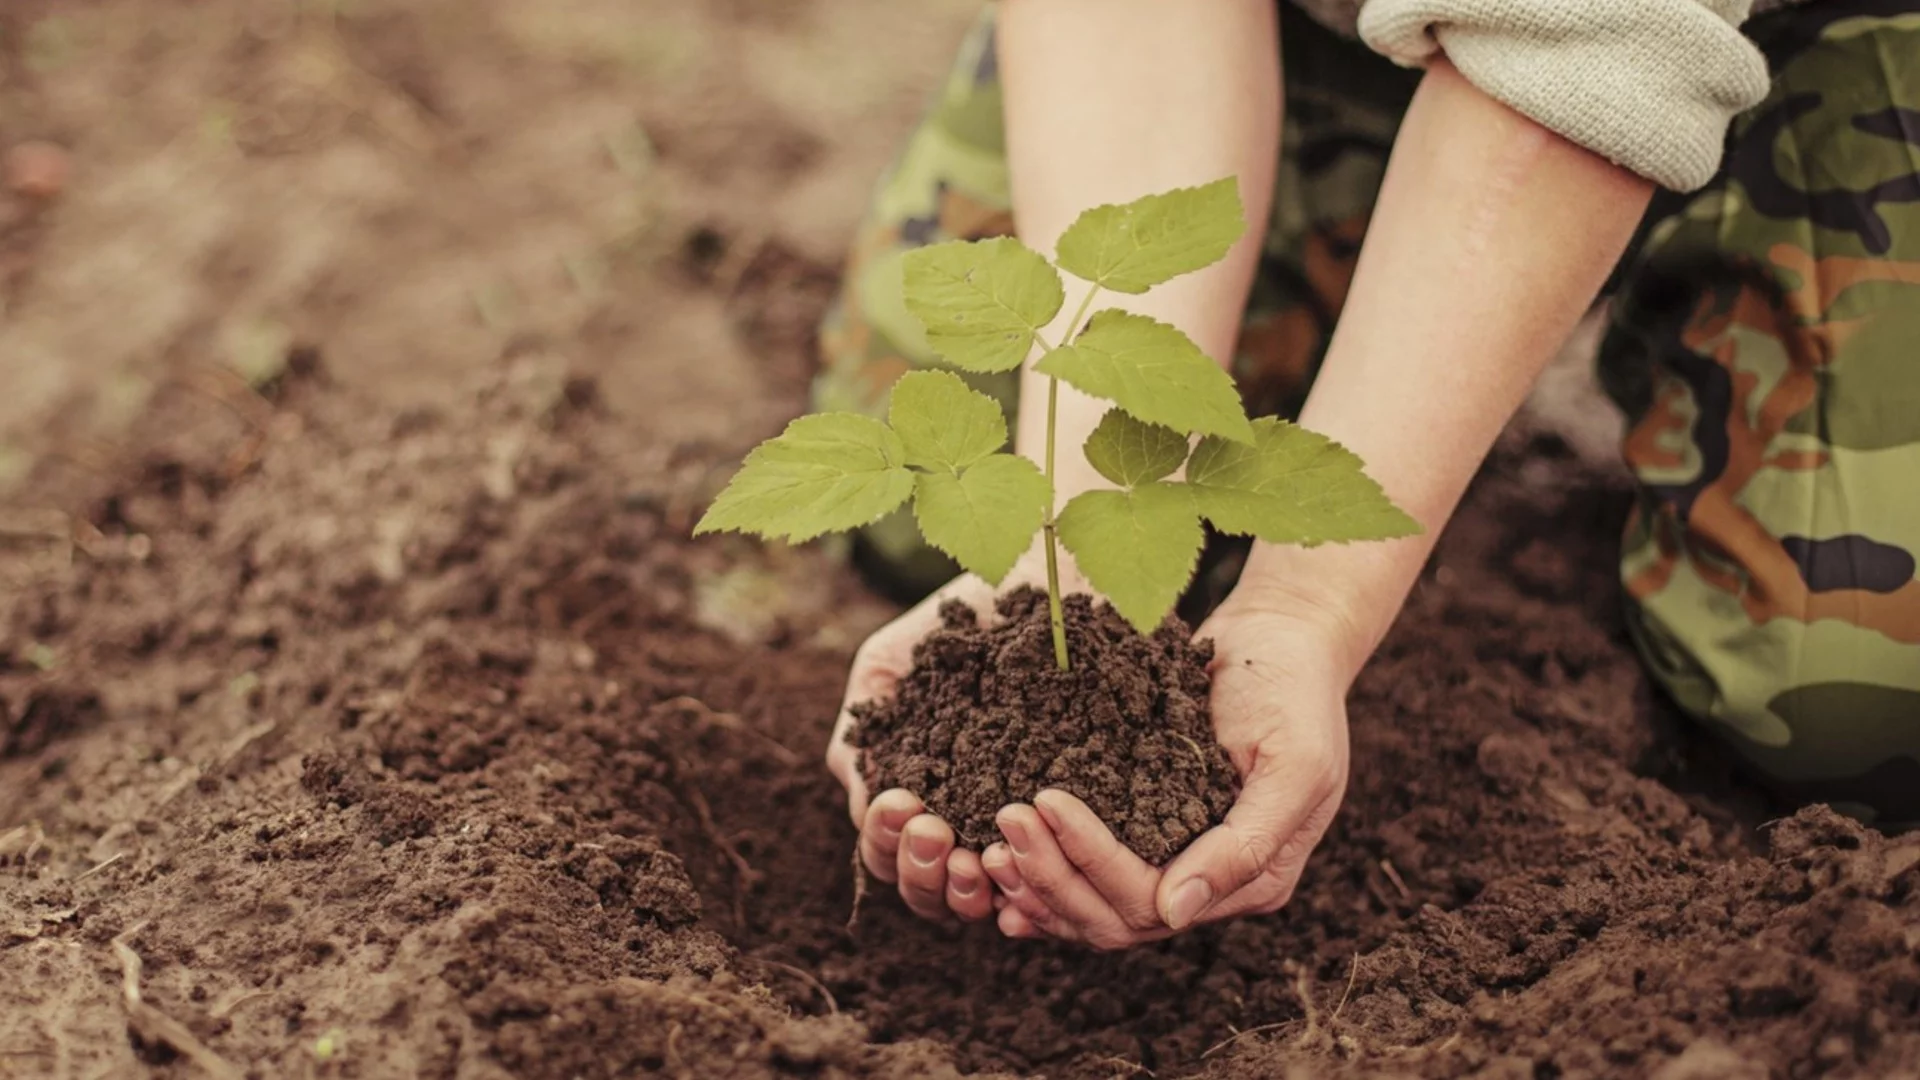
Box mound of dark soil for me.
[850,588,1237,864]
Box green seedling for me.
[696,178,1417,668]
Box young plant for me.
[695,178,1418,669]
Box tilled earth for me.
[3,351,1916,1080]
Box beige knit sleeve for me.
[1356,0,1771,191]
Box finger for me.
[1191,874,1297,922]
[996,904,1050,940]
[983,849,1078,943]
[1156,754,1343,930]
[1032,790,1164,931]
[945,847,994,923]
[981,842,1055,928]
[860,789,923,884]
[834,598,953,827]
[997,804,1143,946]
[826,735,869,828]
[895,814,955,921]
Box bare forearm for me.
[1239,60,1653,668]
[999,0,1280,496]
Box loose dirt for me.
[3,349,1917,1080]
[5,1,1919,1077]
[851,589,1237,865]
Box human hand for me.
[826,550,1092,924]
[980,587,1359,948]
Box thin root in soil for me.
[111,923,245,1080]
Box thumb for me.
[830,597,948,824]
[1155,755,1330,930]
[830,649,899,826]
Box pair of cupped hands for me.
[825,553,1360,949]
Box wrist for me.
[1226,537,1425,679]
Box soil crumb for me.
[851,588,1237,864]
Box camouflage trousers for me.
[814,1,1920,820]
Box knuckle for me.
[1009,889,1054,923]
[1119,901,1166,934]
[1311,755,1348,800]
[1019,866,1069,904]
[861,839,897,882]
[1026,912,1066,941]
[900,879,941,907]
[1250,876,1297,915]
[1066,840,1121,880]
[1229,830,1278,886]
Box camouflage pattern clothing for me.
[814,1,1920,819]
[1606,0,1920,822]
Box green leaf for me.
[912,454,1051,584]
[1054,178,1245,294]
[1037,311,1254,444]
[888,370,1008,471]
[1084,409,1190,488]
[903,237,1065,373]
[1186,418,1422,545]
[694,414,914,542]
[1057,483,1204,634]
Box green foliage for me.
[692,414,914,543]
[914,455,1051,584]
[1055,179,1245,294]
[902,237,1064,373]
[1058,484,1203,634]
[889,369,1006,471]
[696,373,1048,586]
[1037,311,1253,444]
[1185,418,1421,545]
[1083,409,1190,488]
[699,175,1418,654]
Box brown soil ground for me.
[4,3,1918,1080]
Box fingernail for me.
[907,831,943,868]
[982,845,1020,892]
[1033,793,1065,833]
[1165,880,1214,930]
[999,816,1030,857]
[951,871,979,897]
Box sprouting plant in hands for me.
[695,178,1418,669]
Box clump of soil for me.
[850,589,1237,864]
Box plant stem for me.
[1036,283,1103,672]
[1042,375,1070,670]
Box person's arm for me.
[1002,0,1281,497]
[1235,57,1653,662]
[991,58,1654,946]
[829,0,1284,925]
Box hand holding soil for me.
[718,180,1414,944]
[985,592,1354,946]
[827,542,1360,948]
[826,549,1094,925]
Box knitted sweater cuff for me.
[1358,0,1771,191]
